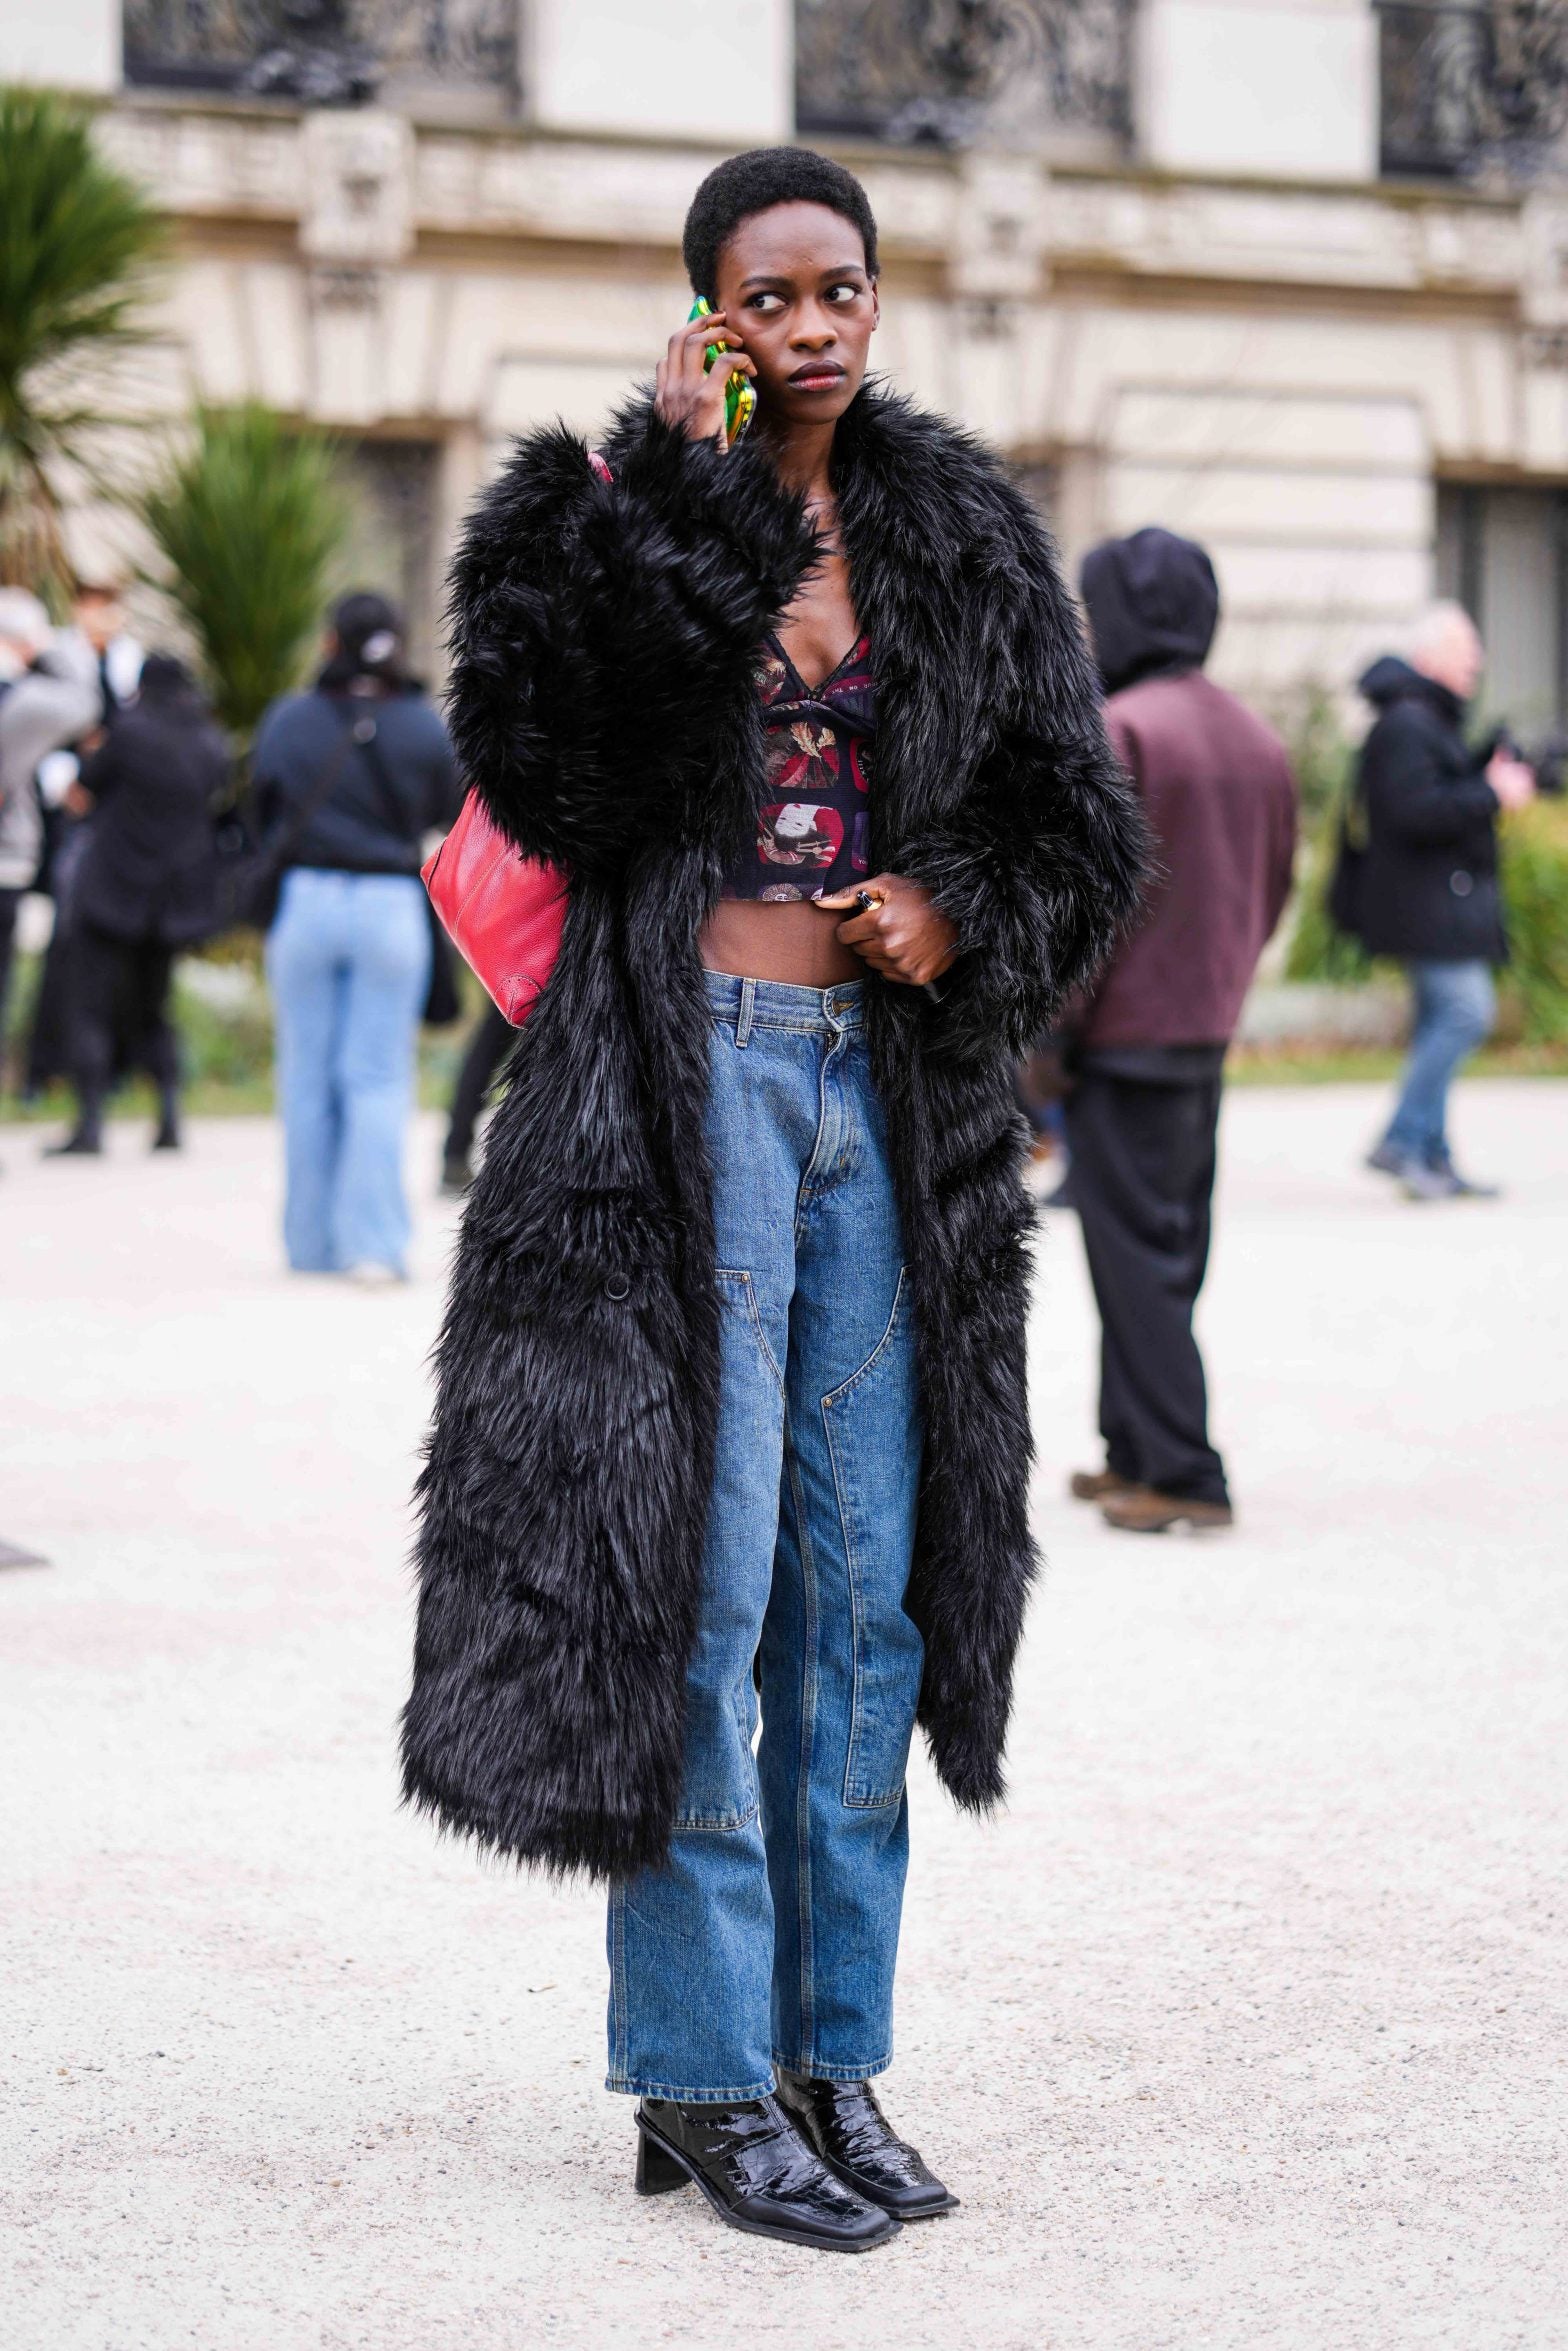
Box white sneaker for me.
[344,1261,404,1288]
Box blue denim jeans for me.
[1382,958,1496,1167]
[266,868,430,1275]
[607,973,924,2100]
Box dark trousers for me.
[444,1001,516,1163]
[25,915,76,1093]
[1065,1065,1228,1507]
[0,887,21,1083]
[71,924,179,1128]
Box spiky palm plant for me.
[141,404,349,739]
[0,86,164,598]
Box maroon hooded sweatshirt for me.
[1075,529,1297,1053]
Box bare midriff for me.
[700,897,862,987]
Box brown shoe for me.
[1101,1485,1234,1534]
[1069,1466,1135,1502]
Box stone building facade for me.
[9,0,1568,732]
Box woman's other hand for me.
[654,311,755,451]
[819,875,960,987]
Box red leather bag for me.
[422,449,614,1024]
[422,799,568,1028]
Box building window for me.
[1437,482,1568,737]
[1376,2,1568,182]
[794,0,1133,151]
[122,0,518,111]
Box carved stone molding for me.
[300,106,414,270]
[1521,190,1568,329]
[307,263,387,309]
[948,152,1050,303]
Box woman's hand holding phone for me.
[818,875,960,988]
[655,310,755,451]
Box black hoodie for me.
[1347,654,1505,962]
[1079,527,1220,697]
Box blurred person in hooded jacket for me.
[45,654,226,1158]
[1067,528,1297,1535]
[1338,605,1534,1200]
[253,592,458,1284]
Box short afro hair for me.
[682,147,879,302]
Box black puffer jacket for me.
[1350,657,1505,962]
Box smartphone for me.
[690,297,757,448]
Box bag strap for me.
[267,702,366,867]
[348,707,425,870]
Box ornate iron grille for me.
[123,0,517,106]
[795,0,1135,149]
[1377,1,1568,179]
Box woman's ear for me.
[869,282,881,334]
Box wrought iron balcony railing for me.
[1377,0,1568,180]
[122,0,517,108]
[795,0,1134,152]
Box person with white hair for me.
[0,589,103,1074]
[1336,601,1535,1198]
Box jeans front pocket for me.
[821,1270,925,1808]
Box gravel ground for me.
[2,1084,1565,2351]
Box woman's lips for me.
[789,367,845,390]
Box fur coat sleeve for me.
[897,463,1147,1058]
[443,407,819,879]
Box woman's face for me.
[711,201,879,432]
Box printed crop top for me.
[720,632,874,902]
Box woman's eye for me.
[748,292,784,315]
[826,283,862,306]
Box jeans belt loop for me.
[736,975,756,1050]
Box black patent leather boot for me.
[775,2070,959,2219]
[634,2096,898,2251]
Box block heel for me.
[635,2124,690,2196]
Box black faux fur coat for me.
[402,385,1145,1881]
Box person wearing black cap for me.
[253,593,458,1282]
[1068,528,1297,1534]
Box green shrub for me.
[0,86,164,599]
[140,403,348,739]
[1279,690,1373,986]
[1500,798,1568,1043]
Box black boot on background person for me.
[776,2070,958,2219]
[633,2096,899,2251]
[152,1085,182,1153]
[44,1086,104,1158]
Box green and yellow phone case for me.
[690,297,757,447]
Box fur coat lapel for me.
[402,384,1145,1880]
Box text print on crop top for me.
[720,633,875,902]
